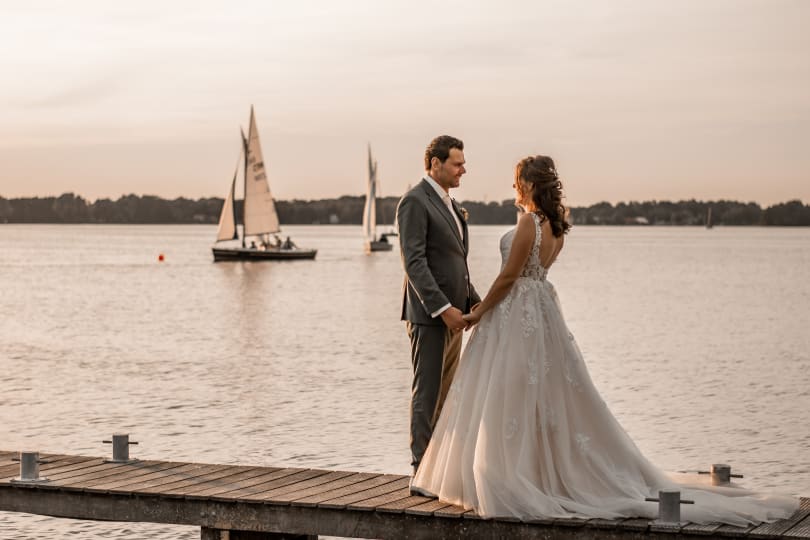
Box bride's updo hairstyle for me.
[515,155,572,238]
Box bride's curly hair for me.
[515,155,572,238]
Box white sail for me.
[243,106,281,236]
[363,144,377,243]
[215,152,240,242]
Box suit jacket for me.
[396,179,481,326]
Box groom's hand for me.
[440,307,466,331]
[462,310,482,331]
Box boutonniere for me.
[451,197,469,221]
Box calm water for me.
[1,224,808,539]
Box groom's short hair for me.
[425,135,464,171]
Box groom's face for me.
[435,148,466,190]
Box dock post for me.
[102,433,138,463]
[201,527,317,539]
[709,463,743,485]
[645,489,694,524]
[10,451,50,483]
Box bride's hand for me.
[462,311,481,330]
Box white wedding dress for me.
[412,213,798,525]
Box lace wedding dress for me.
[412,213,798,525]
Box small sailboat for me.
[363,144,393,252]
[212,107,317,261]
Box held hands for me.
[462,302,482,331]
[440,307,467,331]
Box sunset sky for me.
[1,1,808,206]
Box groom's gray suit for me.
[397,178,480,471]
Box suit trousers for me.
[407,321,463,471]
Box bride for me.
[411,155,798,525]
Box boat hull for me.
[212,246,317,261]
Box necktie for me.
[443,193,463,239]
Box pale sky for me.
[1,0,808,206]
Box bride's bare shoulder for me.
[516,211,537,230]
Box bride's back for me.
[500,212,565,278]
[538,214,564,270]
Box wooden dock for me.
[1,450,808,539]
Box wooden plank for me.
[130,465,250,496]
[0,462,24,477]
[22,456,105,480]
[247,470,358,503]
[283,472,380,504]
[376,494,433,513]
[44,460,164,487]
[680,521,724,535]
[317,476,408,510]
[433,504,469,519]
[750,509,810,538]
[715,523,756,537]
[236,470,337,502]
[36,455,100,469]
[104,463,247,492]
[649,521,686,534]
[403,498,455,516]
[463,509,488,521]
[346,478,412,511]
[209,469,323,501]
[58,461,186,488]
[294,474,402,508]
[784,513,810,539]
[28,459,140,484]
[89,463,230,494]
[1,458,123,486]
[179,466,281,497]
[81,462,209,492]
[197,468,304,499]
[152,465,273,498]
[0,455,99,482]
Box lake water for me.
[1,224,808,539]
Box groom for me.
[396,135,480,483]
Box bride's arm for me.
[464,213,536,326]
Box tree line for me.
[1,193,808,226]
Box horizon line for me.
[0,192,806,208]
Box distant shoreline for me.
[4,222,810,228]
[1,194,807,227]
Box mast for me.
[241,128,249,247]
[242,106,281,238]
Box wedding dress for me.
[412,213,798,525]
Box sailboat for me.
[212,107,317,261]
[363,144,394,252]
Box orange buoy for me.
[158,254,165,262]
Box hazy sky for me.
[1,1,808,206]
